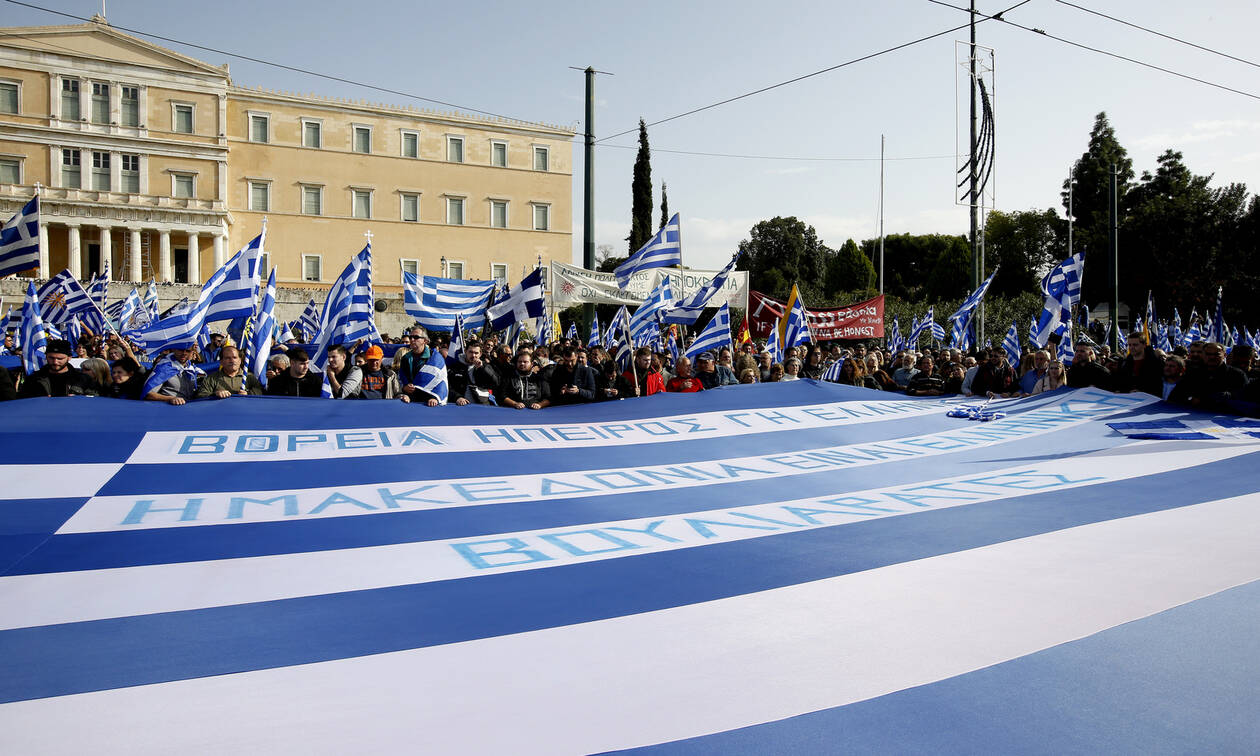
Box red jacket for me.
[623,369,665,396]
[666,375,704,393]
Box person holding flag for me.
[1112,330,1165,397]
[194,345,262,399]
[18,339,99,397]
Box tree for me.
[659,182,670,229]
[859,233,970,300]
[923,235,974,303]
[629,119,652,254]
[982,209,1066,297]
[825,239,876,294]
[737,217,830,301]
[1062,112,1135,305]
[595,244,624,273]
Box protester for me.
[970,349,1018,397]
[358,345,401,400]
[666,357,703,392]
[548,346,597,404]
[266,348,324,397]
[595,358,633,401]
[1067,344,1111,391]
[1112,333,1166,397]
[107,356,146,400]
[1161,355,1186,401]
[196,345,263,399]
[1170,342,1248,411]
[144,347,198,405]
[1030,361,1068,395]
[1019,350,1051,395]
[80,357,111,389]
[624,347,665,396]
[500,351,550,409]
[324,344,362,399]
[395,327,431,402]
[905,356,945,396]
[695,351,737,389]
[19,340,99,398]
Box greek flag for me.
[666,328,679,363]
[487,268,545,332]
[948,268,1000,350]
[1033,253,1085,347]
[65,315,82,348]
[141,280,159,322]
[821,358,845,382]
[402,270,496,332]
[888,317,902,354]
[310,244,376,371]
[195,323,212,353]
[87,259,109,311]
[1210,287,1225,344]
[1059,327,1076,366]
[565,322,577,342]
[19,281,47,373]
[1142,291,1158,345]
[765,317,782,364]
[295,298,321,341]
[247,268,277,387]
[115,289,141,331]
[36,270,100,328]
[140,355,205,397]
[1002,319,1022,367]
[0,194,40,278]
[135,232,266,354]
[588,314,600,349]
[685,301,732,360]
[416,348,449,405]
[781,284,812,349]
[1028,316,1038,349]
[450,315,466,364]
[660,250,741,325]
[613,212,682,288]
[630,275,673,347]
[614,335,632,372]
[1170,309,1183,348]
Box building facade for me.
[0,17,573,292]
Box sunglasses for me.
[407,335,424,339]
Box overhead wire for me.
[1052,0,1260,70]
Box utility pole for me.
[878,134,885,297]
[572,66,610,336]
[1109,163,1120,353]
[968,0,981,346]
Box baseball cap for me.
[364,345,384,359]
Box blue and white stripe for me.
[402,270,496,332]
[1034,252,1085,347]
[948,267,999,350]
[660,250,741,325]
[416,348,449,405]
[613,212,682,288]
[247,268,277,386]
[487,268,545,332]
[310,243,375,371]
[684,301,732,360]
[0,194,40,278]
[629,274,672,347]
[19,281,47,373]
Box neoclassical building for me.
[0,16,573,291]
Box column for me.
[98,225,112,277]
[158,229,172,283]
[128,228,142,282]
[38,222,49,278]
[186,231,201,284]
[67,224,82,279]
[213,233,226,269]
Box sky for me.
[7,0,1260,271]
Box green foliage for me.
[1063,112,1135,305]
[826,239,876,294]
[983,209,1067,297]
[659,182,669,230]
[629,119,652,254]
[859,234,971,301]
[737,217,829,301]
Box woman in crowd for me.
[79,357,111,391]
[801,346,826,379]
[106,356,147,400]
[864,353,898,392]
[738,368,758,384]
[837,356,881,390]
[1031,361,1068,395]
[782,358,803,381]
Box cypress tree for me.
[629,119,652,253]
[659,182,670,229]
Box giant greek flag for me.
[1,386,1258,752]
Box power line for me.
[1,0,555,127]
[927,0,1260,101]
[1053,0,1260,70]
[596,142,958,162]
[596,0,1035,143]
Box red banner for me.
[747,291,884,340]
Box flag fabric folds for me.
[416,348,449,405]
[821,358,845,382]
[141,281,159,324]
[487,268,545,332]
[1002,319,1022,367]
[629,275,673,347]
[309,243,376,371]
[36,270,106,330]
[295,298,321,342]
[1034,252,1085,347]
[780,284,812,349]
[247,269,278,386]
[140,355,205,397]
[565,321,577,342]
[2,386,1256,753]
[587,314,600,349]
[613,212,682,288]
[685,301,732,360]
[0,194,40,278]
[402,271,496,332]
[19,281,47,373]
[949,267,999,351]
[450,315,466,364]
[660,251,741,325]
[1210,287,1225,344]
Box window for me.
[302,255,321,282]
[446,135,464,163]
[491,141,507,167]
[401,131,419,158]
[61,148,81,188]
[301,185,322,215]
[91,82,109,124]
[120,154,139,193]
[0,157,20,184]
[401,193,419,222]
[0,82,17,114]
[249,113,269,143]
[490,200,508,228]
[172,172,194,198]
[302,119,322,148]
[491,263,508,282]
[401,259,419,277]
[447,261,464,280]
[446,196,464,225]
[249,181,270,211]
[120,86,139,126]
[533,203,550,231]
[533,145,549,172]
[352,189,372,219]
[173,103,193,133]
[91,151,110,191]
[61,79,80,120]
[353,125,371,154]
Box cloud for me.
[1133,119,1260,150]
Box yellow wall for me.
[0,65,48,124]
[0,139,49,185]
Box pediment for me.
[0,22,228,78]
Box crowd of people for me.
[3,323,1259,417]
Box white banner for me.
[550,261,748,309]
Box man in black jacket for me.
[1171,342,1248,411]
[548,346,597,405]
[1112,332,1165,397]
[265,348,325,397]
[1067,344,1111,391]
[498,351,550,410]
[18,339,99,398]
